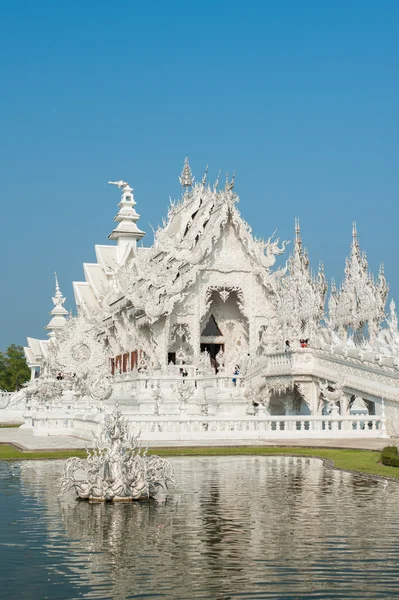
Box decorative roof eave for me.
[116,201,287,324]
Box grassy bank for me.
[0,443,399,480]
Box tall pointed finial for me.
[351,221,359,254]
[179,156,193,188]
[54,271,61,298]
[225,170,235,192]
[45,273,68,338]
[295,217,301,240]
[214,169,221,190]
[108,179,145,263]
[201,164,209,186]
[294,217,302,254]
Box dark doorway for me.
[201,314,223,337]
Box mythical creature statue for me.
[319,380,346,415]
[59,403,175,502]
[108,180,130,190]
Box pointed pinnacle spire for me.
[179,156,193,188]
[54,271,61,298]
[352,221,358,245]
[214,169,221,190]
[201,164,208,186]
[45,272,68,337]
[295,217,301,241]
[294,217,302,255]
[225,170,235,192]
[351,221,360,255]
[108,179,145,257]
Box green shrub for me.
[381,446,399,467]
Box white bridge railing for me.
[30,408,386,440]
[128,415,385,440]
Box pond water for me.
[0,456,399,599]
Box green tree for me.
[0,345,31,391]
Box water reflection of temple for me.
[18,457,399,599]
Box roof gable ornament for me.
[225,171,235,192]
[179,157,194,189]
[201,165,209,186]
[213,169,221,191]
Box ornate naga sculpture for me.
[319,379,346,414]
[59,404,175,502]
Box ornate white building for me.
[18,160,399,439]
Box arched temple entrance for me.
[200,289,249,373]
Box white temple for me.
[18,159,399,440]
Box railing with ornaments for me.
[125,414,385,440]
[111,372,245,392]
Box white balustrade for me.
[120,414,384,441]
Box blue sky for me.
[0,1,398,349]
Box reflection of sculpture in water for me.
[59,403,175,502]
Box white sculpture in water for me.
[59,404,175,502]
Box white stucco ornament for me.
[59,404,175,502]
[50,314,109,379]
[17,159,399,440]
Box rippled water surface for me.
[1,456,399,599]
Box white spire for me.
[214,169,221,190]
[179,157,193,189]
[328,224,389,340]
[45,272,69,338]
[108,180,145,264]
[201,164,209,186]
[225,171,235,192]
[294,217,302,252]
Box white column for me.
[305,380,320,415]
[340,393,350,416]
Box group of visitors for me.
[285,338,309,352]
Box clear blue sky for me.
[0,1,398,349]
